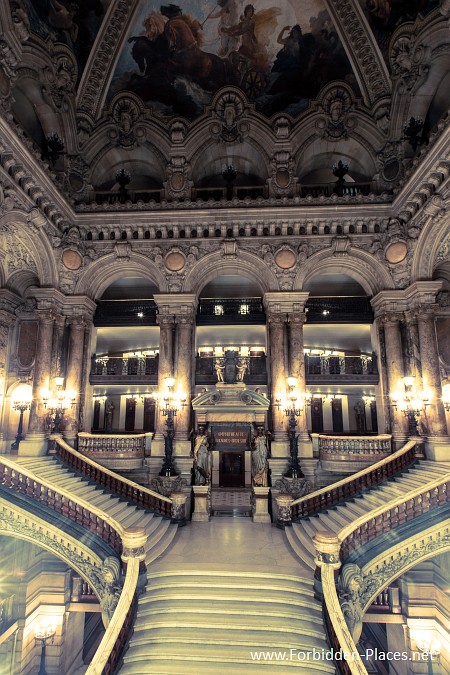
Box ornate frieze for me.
[326,0,391,106]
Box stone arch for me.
[74,253,168,299]
[0,211,58,288]
[294,248,394,296]
[411,215,450,282]
[6,270,40,296]
[183,250,279,296]
[0,508,109,608]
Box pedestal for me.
[252,487,271,523]
[424,436,450,461]
[275,493,293,529]
[18,434,48,456]
[192,485,210,521]
[171,492,187,526]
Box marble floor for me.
[211,488,252,516]
[152,518,309,577]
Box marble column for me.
[25,309,55,448]
[268,313,287,441]
[416,306,448,438]
[175,314,194,441]
[50,314,66,381]
[64,315,87,443]
[288,313,309,441]
[156,315,175,436]
[382,313,410,444]
[0,309,16,451]
[404,310,422,388]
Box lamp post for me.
[152,377,186,477]
[34,622,56,675]
[11,384,32,450]
[276,376,304,479]
[390,376,431,436]
[42,377,76,434]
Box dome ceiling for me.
[11,0,440,122]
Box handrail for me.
[291,439,417,518]
[87,560,139,675]
[0,454,148,675]
[0,455,124,551]
[52,435,172,516]
[314,445,450,675]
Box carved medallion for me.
[385,241,408,264]
[170,172,185,192]
[274,248,296,269]
[62,249,83,270]
[165,251,186,272]
[275,169,290,188]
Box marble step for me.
[145,571,314,595]
[128,626,329,649]
[145,524,178,564]
[134,599,323,624]
[284,529,315,571]
[120,652,335,674]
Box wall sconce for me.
[362,395,376,406]
[42,378,76,434]
[391,376,431,435]
[11,384,32,451]
[411,630,441,671]
[275,376,304,478]
[152,377,186,476]
[442,384,450,412]
[35,620,57,675]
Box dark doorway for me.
[92,399,100,431]
[125,397,136,431]
[370,400,378,433]
[143,397,155,432]
[220,452,245,488]
[332,398,344,432]
[311,399,324,433]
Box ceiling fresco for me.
[108,0,356,119]
[357,0,439,61]
[10,0,110,79]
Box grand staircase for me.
[6,454,449,674]
[285,460,450,571]
[12,456,178,564]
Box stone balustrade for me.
[319,434,391,456]
[291,439,416,519]
[313,450,450,675]
[78,432,147,470]
[90,355,158,383]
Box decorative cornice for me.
[326,0,391,106]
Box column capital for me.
[288,312,307,327]
[263,291,309,315]
[379,311,404,326]
[62,295,96,323]
[153,293,198,317]
[0,289,21,316]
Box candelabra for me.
[10,384,32,450]
[42,377,76,434]
[276,376,304,478]
[391,376,430,436]
[34,622,56,675]
[153,377,186,476]
[413,633,441,675]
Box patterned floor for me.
[211,488,252,517]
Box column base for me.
[191,485,210,521]
[424,435,450,461]
[270,440,289,458]
[392,434,410,450]
[298,438,313,459]
[18,434,48,456]
[252,487,271,523]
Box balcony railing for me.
[195,355,268,385]
[94,189,162,205]
[305,297,374,323]
[305,353,378,384]
[90,355,158,384]
[94,300,158,326]
[197,298,265,325]
[299,181,373,199]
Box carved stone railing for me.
[195,354,268,385]
[313,458,450,675]
[318,434,391,474]
[78,432,147,470]
[90,354,158,384]
[299,181,374,199]
[53,436,174,519]
[305,354,378,383]
[94,300,158,327]
[291,439,417,520]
